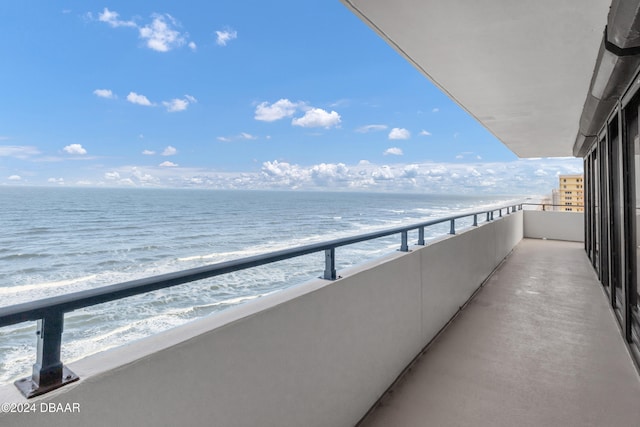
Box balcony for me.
[1,209,638,427]
[360,238,640,426]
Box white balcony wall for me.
[523,210,584,242]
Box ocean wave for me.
[0,274,98,296]
[178,247,276,263]
[176,235,329,263]
[0,253,53,261]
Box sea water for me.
[0,187,520,384]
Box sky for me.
[0,1,583,194]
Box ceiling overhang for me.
[341,0,611,158]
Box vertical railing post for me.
[473,214,478,226]
[449,219,455,235]
[33,313,63,386]
[499,208,502,217]
[418,227,425,245]
[490,211,494,220]
[15,312,78,398]
[400,231,409,252]
[324,248,337,280]
[486,212,490,222]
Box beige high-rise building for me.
[558,174,584,212]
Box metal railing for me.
[521,203,585,211]
[0,203,523,398]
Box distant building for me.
[558,174,584,212]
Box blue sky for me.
[0,1,582,194]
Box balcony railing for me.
[522,203,585,211]
[0,203,522,398]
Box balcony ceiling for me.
[341,0,611,158]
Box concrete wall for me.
[0,211,523,427]
[523,210,584,242]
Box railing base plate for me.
[14,366,79,399]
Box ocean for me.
[0,187,520,384]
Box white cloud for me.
[162,95,197,112]
[98,7,136,28]
[63,144,87,155]
[310,163,349,185]
[105,171,121,180]
[255,99,301,122]
[420,130,432,136]
[292,108,341,128]
[96,9,191,53]
[162,146,177,156]
[384,147,403,156]
[0,146,40,159]
[142,150,156,155]
[261,160,297,178]
[59,157,582,193]
[131,167,157,183]
[356,124,388,133]
[163,98,188,112]
[402,165,419,178]
[8,175,21,181]
[432,108,440,113]
[93,89,115,99]
[127,92,153,106]
[217,133,259,142]
[534,168,548,176]
[427,165,447,175]
[255,99,340,128]
[216,29,237,46]
[372,165,395,180]
[139,14,186,52]
[48,177,64,185]
[389,128,410,140]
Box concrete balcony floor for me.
[359,238,640,427]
